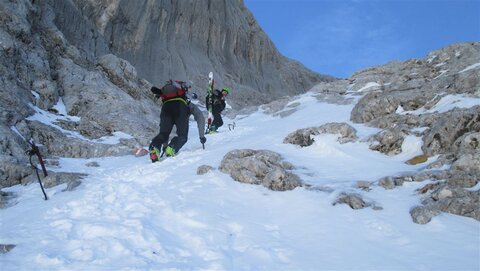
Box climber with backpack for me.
[149,80,191,162]
[160,92,207,151]
[206,87,230,134]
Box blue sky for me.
[244,0,480,78]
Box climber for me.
[160,92,207,150]
[149,80,190,162]
[206,87,230,133]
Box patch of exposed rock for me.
[197,165,214,175]
[333,192,382,210]
[422,107,480,156]
[21,171,86,190]
[367,125,410,155]
[219,149,302,191]
[377,168,479,224]
[0,191,17,209]
[0,244,16,254]
[283,123,358,147]
[411,182,479,224]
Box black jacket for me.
[206,89,225,111]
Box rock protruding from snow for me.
[411,183,480,224]
[0,244,16,254]
[0,191,17,209]
[367,126,410,155]
[283,122,358,147]
[219,149,302,191]
[21,171,86,190]
[333,192,382,210]
[197,165,214,175]
[410,205,441,224]
[334,193,368,209]
[423,107,480,156]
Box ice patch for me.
[357,82,381,92]
[459,63,480,73]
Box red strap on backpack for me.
[160,80,186,100]
[161,88,185,99]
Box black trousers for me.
[211,104,224,130]
[150,100,189,153]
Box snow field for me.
[1,92,479,270]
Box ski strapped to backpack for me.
[206,72,214,133]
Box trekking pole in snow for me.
[26,140,48,200]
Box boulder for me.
[422,106,480,156]
[410,205,441,224]
[0,244,16,254]
[334,193,369,209]
[219,149,302,191]
[284,122,357,147]
[197,165,214,175]
[368,126,409,155]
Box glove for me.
[200,137,207,144]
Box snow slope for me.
[1,92,479,270]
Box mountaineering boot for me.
[164,146,176,157]
[208,125,217,134]
[149,146,161,163]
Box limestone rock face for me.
[50,0,334,108]
[0,0,159,188]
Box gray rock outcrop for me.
[283,122,358,147]
[367,126,410,155]
[219,149,302,191]
[304,42,479,224]
[0,0,159,188]
[197,165,214,175]
[411,183,480,224]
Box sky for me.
[244,0,480,78]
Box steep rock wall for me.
[50,0,334,107]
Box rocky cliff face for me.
[308,42,480,223]
[50,0,334,108]
[1,0,159,188]
[0,0,329,189]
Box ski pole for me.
[26,141,48,200]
